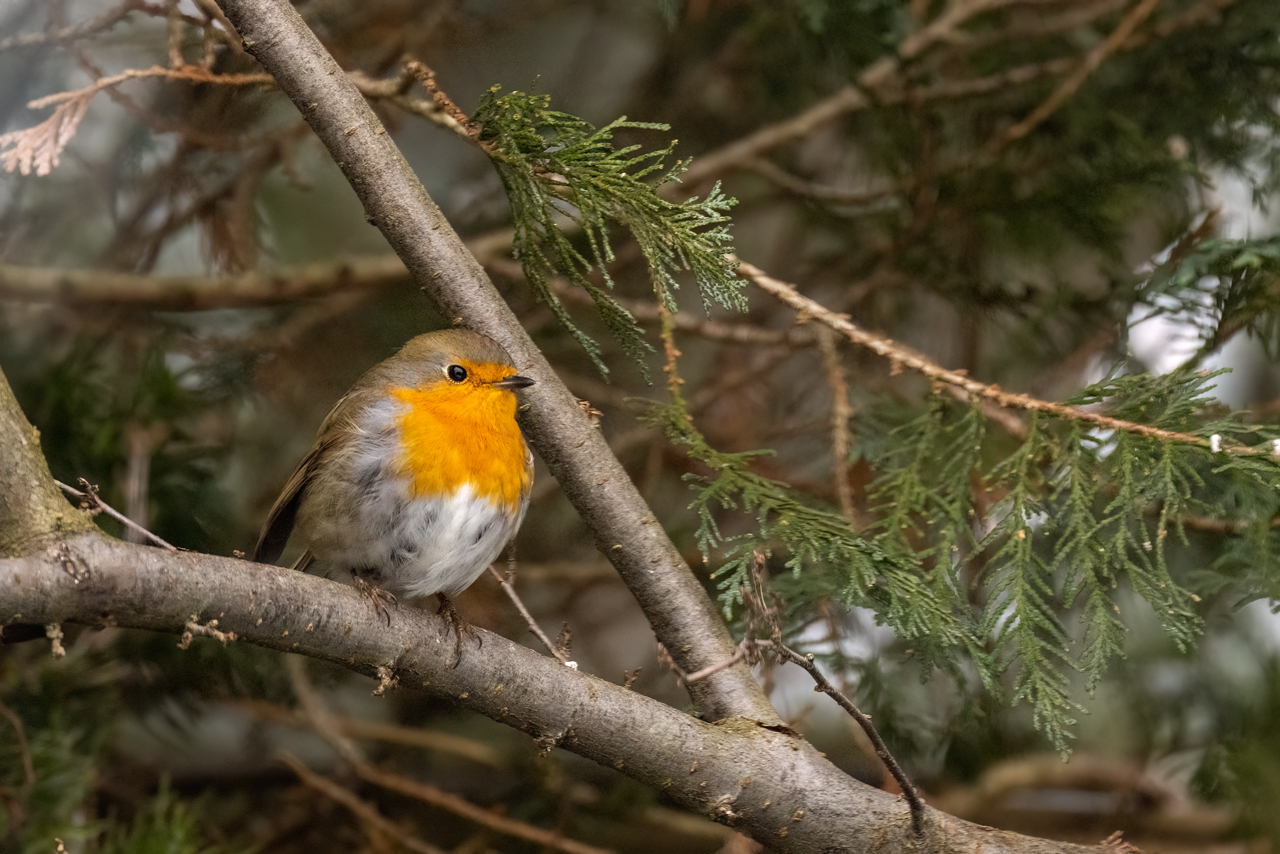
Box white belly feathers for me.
[293,394,528,599]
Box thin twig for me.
[288,658,610,854]
[682,642,749,684]
[357,764,614,854]
[55,478,178,550]
[517,257,816,349]
[232,698,507,767]
[736,259,1256,454]
[944,0,1131,52]
[0,0,149,53]
[27,64,272,110]
[487,560,571,665]
[165,0,185,68]
[279,751,446,854]
[655,643,688,684]
[0,254,408,309]
[991,0,1161,153]
[744,159,905,208]
[348,63,472,140]
[679,0,1213,192]
[286,656,366,765]
[0,700,36,795]
[767,641,926,837]
[895,0,1015,64]
[816,328,857,524]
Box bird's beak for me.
[491,374,535,390]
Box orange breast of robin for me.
[389,360,530,512]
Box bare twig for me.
[736,259,1250,453]
[0,1,149,53]
[286,656,366,766]
[357,764,614,854]
[288,657,611,854]
[406,61,482,144]
[123,423,166,545]
[678,0,1041,190]
[946,0,1131,52]
[991,0,1162,153]
[232,698,507,767]
[488,558,572,665]
[55,479,178,550]
[816,329,856,524]
[679,0,1217,193]
[767,641,926,837]
[743,159,905,209]
[0,700,36,795]
[165,0,185,67]
[677,86,870,191]
[25,64,273,110]
[349,62,472,140]
[518,257,816,349]
[895,0,1016,65]
[279,751,446,854]
[682,642,750,684]
[655,643,688,683]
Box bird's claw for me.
[353,575,397,626]
[437,593,481,667]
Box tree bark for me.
[0,365,94,557]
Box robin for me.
[253,329,535,636]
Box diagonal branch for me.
[736,259,1232,452]
[767,642,925,837]
[279,752,447,854]
[212,0,775,725]
[990,0,1162,154]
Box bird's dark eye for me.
[446,364,468,383]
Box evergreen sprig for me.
[1140,236,1280,362]
[474,87,743,375]
[649,356,1280,753]
[643,390,978,684]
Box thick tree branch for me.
[0,371,94,557]
[211,0,772,725]
[0,527,1106,854]
[0,358,1112,852]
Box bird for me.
[253,329,535,641]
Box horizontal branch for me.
[0,256,408,309]
[0,530,1102,854]
[25,64,272,110]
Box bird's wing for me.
[292,549,315,574]
[252,389,368,566]
[251,436,329,566]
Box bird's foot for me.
[352,574,397,626]
[437,593,481,667]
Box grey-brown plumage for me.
[253,329,534,600]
